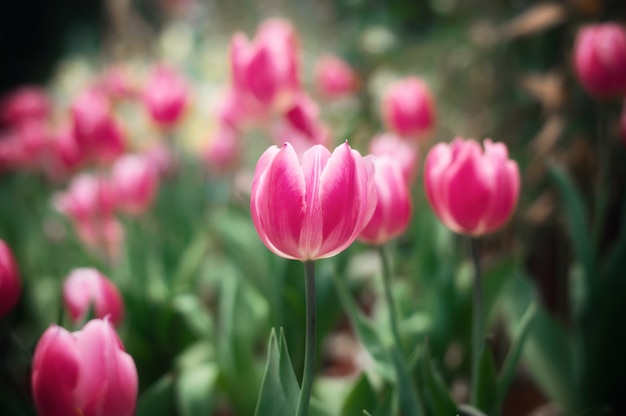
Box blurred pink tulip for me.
[424,137,520,236]
[251,142,376,260]
[314,55,359,99]
[369,133,419,184]
[143,143,176,177]
[0,239,21,318]
[359,156,412,245]
[96,66,137,100]
[573,23,626,98]
[217,88,268,129]
[63,268,124,327]
[54,173,116,223]
[142,64,189,128]
[75,216,125,263]
[381,77,437,140]
[230,18,300,110]
[203,123,241,174]
[111,154,159,216]
[272,94,329,157]
[71,89,125,164]
[0,86,50,127]
[47,124,83,180]
[32,319,137,416]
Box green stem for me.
[470,237,483,405]
[296,261,316,416]
[379,245,403,351]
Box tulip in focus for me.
[203,123,241,174]
[111,154,159,216]
[359,156,412,245]
[0,239,21,318]
[369,133,419,184]
[381,77,437,140]
[424,137,520,236]
[230,18,300,110]
[32,319,137,416]
[63,268,124,327]
[71,89,125,164]
[0,86,50,127]
[142,64,189,128]
[251,141,376,260]
[573,23,626,98]
[314,54,359,100]
[272,94,329,157]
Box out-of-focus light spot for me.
[360,26,397,56]
[430,0,457,16]
[159,23,194,63]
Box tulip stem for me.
[470,237,483,405]
[296,260,316,416]
[592,102,609,255]
[379,245,403,352]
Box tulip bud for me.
[272,94,329,157]
[0,239,21,318]
[314,55,359,100]
[573,23,626,99]
[230,18,299,110]
[369,133,419,184]
[63,268,124,327]
[71,89,125,164]
[32,319,137,416]
[251,142,377,260]
[359,156,412,245]
[142,64,189,128]
[0,86,50,127]
[203,123,241,174]
[424,137,520,236]
[381,77,437,140]
[111,154,159,216]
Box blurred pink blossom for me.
[314,55,359,100]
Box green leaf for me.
[176,362,219,416]
[472,345,497,415]
[172,231,211,293]
[254,328,300,416]
[172,294,214,339]
[500,271,578,413]
[496,302,537,412]
[549,165,593,300]
[419,343,458,415]
[341,374,378,416]
[390,346,424,415]
[136,374,175,416]
[333,273,394,381]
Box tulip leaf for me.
[136,374,175,416]
[254,328,300,416]
[176,362,219,416]
[172,294,214,339]
[549,165,593,299]
[390,345,424,416]
[333,273,394,381]
[471,345,498,415]
[340,374,378,416]
[496,301,537,412]
[418,343,459,415]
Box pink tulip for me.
[424,137,520,236]
[251,141,377,260]
[573,23,626,98]
[142,64,189,128]
[63,268,124,327]
[143,143,176,177]
[75,216,125,263]
[314,55,359,99]
[272,94,329,157]
[47,124,83,180]
[32,319,137,416]
[217,88,268,130]
[0,86,50,127]
[230,18,299,109]
[54,173,116,223]
[203,123,241,174]
[381,77,437,140]
[359,156,413,245]
[71,89,125,164]
[111,154,159,215]
[96,66,137,100]
[0,239,21,318]
[369,133,419,184]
